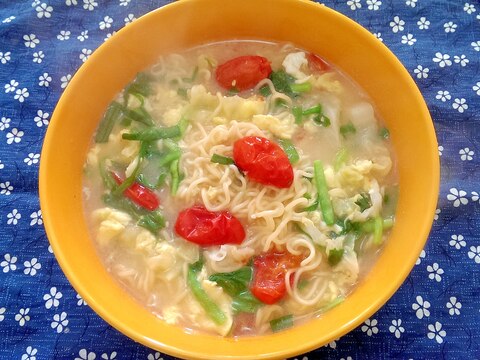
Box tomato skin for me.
[250,251,303,305]
[307,53,330,73]
[233,136,294,188]
[174,205,246,246]
[216,55,272,91]
[111,172,160,211]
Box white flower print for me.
[427,263,444,282]
[119,0,131,6]
[472,191,479,203]
[0,181,13,195]
[57,30,71,41]
[373,32,383,42]
[325,339,337,349]
[436,90,451,102]
[104,32,116,42]
[464,3,476,14]
[2,16,15,23]
[447,188,468,207]
[101,352,117,360]
[43,287,63,309]
[32,0,41,7]
[6,128,22,144]
[4,79,18,93]
[446,297,462,315]
[390,16,405,33]
[0,51,11,64]
[1,254,17,272]
[452,98,468,113]
[83,0,98,11]
[366,0,381,11]
[36,3,53,18]
[472,41,480,51]
[406,0,417,8]
[7,209,21,225]
[0,117,9,131]
[147,352,163,360]
[433,52,452,68]
[48,245,53,253]
[416,249,426,265]
[24,153,40,166]
[24,258,41,276]
[347,0,361,10]
[80,48,92,62]
[449,234,466,249]
[473,82,480,95]
[15,308,30,326]
[427,322,446,344]
[51,312,68,333]
[413,65,428,79]
[6,128,24,144]
[417,17,430,30]
[124,14,136,25]
[412,295,431,319]
[389,319,405,338]
[340,358,353,360]
[66,0,78,5]
[34,110,49,127]
[76,293,87,306]
[443,21,457,33]
[61,74,72,89]
[402,34,417,46]
[361,318,379,336]
[77,30,89,42]
[75,349,96,360]
[99,16,113,30]
[21,346,37,360]
[33,51,45,63]
[30,210,43,225]
[459,147,474,161]
[454,55,469,67]
[0,307,5,321]
[39,72,52,87]
[0,160,4,170]
[468,246,480,264]
[23,34,40,48]
[14,88,29,102]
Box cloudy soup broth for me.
[83,40,398,337]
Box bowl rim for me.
[39,0,440,359]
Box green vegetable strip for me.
[170,159,180,195]
[313,114,331,127]
[98,159,116,190]
[320,296,345,312]
[95,102,123,143]
[340,123,356,138]
[302,104,322,115]
[232,290,262,313]
[290,82,312,93]
[122,125,181,141]
[270,315,294,333]
[113,158,142,196]
[373,216,384,244]
[313,160,335,226]
[158,149,181,167]
[122,106,154,127]
[177,116,189,136]
[360,217,394,232]
[333,148,349,172]
[211,154,235,165]
[327,248,344,266]
[302,195,319,212]
[292,106,303,124]
[277,139,299,164]
[187,261,227,325]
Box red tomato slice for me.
[174,205,246,246]
[215,55,272,91]
[111,172,160,211]
[307,52,330,73]
[250,251,303,305]
[233,136,294,188]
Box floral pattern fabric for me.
[0,1,479,359]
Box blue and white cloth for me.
[0,1,479,359]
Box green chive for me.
[292,106,304,124]
[373,216,384,244]
[327,248,344,266]
[313,160,335,226]
[270,315,293,333]
[211,154,235,165]
[290,82,312,93]
[302,104,322,115]
[333,148,349,172]
[95,102,123,143]
[259,85,271,97]
[170,159,180,195]
[122,126,181,141]
[340,123,356,138]
[313,114,331,127]
[277,139,299,164]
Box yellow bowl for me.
[39,0,439,359]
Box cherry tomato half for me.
[215,55,272,91]
[111,172,160,211]
[174,205,246,246]
[307,53,330,73]
[233,136,294,188]
[250,251,303,305]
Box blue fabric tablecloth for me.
[0,1,479,359]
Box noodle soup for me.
[83,41,397,337]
